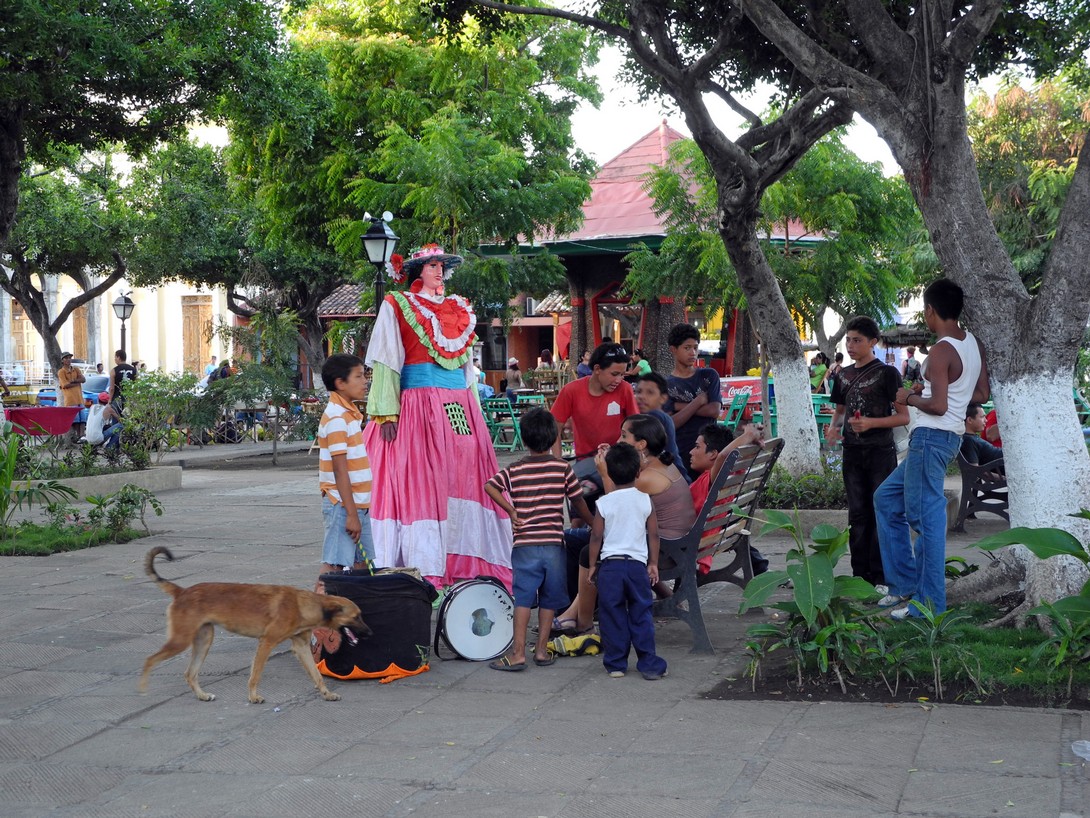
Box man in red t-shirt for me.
[550,342,638,460]
[983,408,1002,447]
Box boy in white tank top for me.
[874,280,990,619]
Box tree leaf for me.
[739,570,789,612]
[786,553,834,629]
[973,527,1089,563]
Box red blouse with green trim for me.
[389,291,476,369]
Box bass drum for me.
[434,576,514,661]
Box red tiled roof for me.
[318,284,366,318]
[544,120,813,244]
[547,121,685,242]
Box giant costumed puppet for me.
[364,244,513,590]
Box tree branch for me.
[227,288,257,318]
[844,0,913,71]
[48,252,126,333]
[703,80,762,128]
[466,0,627,38]
[943,0,1003,65]
[1032,136,1090,349]
[687,3,744,80]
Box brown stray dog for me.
[139,546,370,703]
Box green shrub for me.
[762,463,846,509]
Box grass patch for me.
[870,603,1090,705]
[0,524,147,556]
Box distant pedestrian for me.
[205,355,218,377]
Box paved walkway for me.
[0,443,1086,817]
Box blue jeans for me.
[874,426,961,616]
[595,558,667,676]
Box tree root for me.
[946,550,1024,605]
[982,600,1031,630]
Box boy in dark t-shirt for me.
[665,323,722,478]
[825,316,909,587]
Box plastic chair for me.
[720,393,750,429]
[481,397,522,451]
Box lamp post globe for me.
[112,293,135,357]
[362,211,398,307]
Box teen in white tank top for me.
[918,332,981,435]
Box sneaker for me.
[890,606,913,621]
[874,584,889,596]
[878,593,911,609]
[641,669,669,681]
[608,670,625,678]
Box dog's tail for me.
[145,547,182,597]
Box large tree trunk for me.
[642,296,685,375]
[297,312,327,391]
[0,106,23,247]
[741,0,1090,602]
[720,217,821,474]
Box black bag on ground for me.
[313,571,438,682]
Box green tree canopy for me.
[0,0,278,244]
[968,75,1089,289]
[227,0,599,296]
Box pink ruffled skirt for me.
[364,385,512,591]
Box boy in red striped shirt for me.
[485,408,593,671]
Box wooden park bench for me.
[654,437,785,653]
[951,450,1008,532]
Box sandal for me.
[488,656,527,672]
[533,655,556,667]
[549,617,578,635]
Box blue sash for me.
[401,363,465,391]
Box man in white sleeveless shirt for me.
[874,280,990,619]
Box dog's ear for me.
[321,602,342,625]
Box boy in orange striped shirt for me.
[318,354,374,576]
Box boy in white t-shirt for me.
[587,442,668,681]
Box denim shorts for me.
[511,544,568,611]
[321,496,375,567]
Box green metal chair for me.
[482,397,522,451]
[1074,388,1090,428]
[720,392,750,429]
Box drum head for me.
[440,579,514,661]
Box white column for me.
[86,274,102,369]
[0,291,12,368]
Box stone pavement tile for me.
[503,709,645,756]
[0,721,109,762]
[49,724,229,770]
[317,739,481,783]
[0,641,86,670]
[915,735,1062,777]
[641,700,790,753]
[745,757,908,812]
[410,688,556,718]
[924,704,1065,745]
[252,695,408,736]
[0,760,126,809]
[0,668,112,700]
[899,770,1060,817]
[457,750,613,793]
[587,750,747,798]
[401,788,572,818]
[14,626,158,650]
[366,710,514,749]
[725,803,898,818]
[12,692,168,725]
[71,771,290,818]
[182,732,358,775]
[558,792,721,818]
[775,701,927,766]
[225,775,418,818]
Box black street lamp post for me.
[362,211,398,310]
[112,293,135,357]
